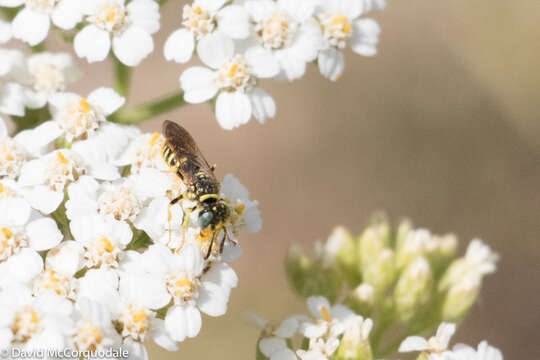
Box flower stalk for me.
[109,91,186,124]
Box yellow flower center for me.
[255,11,294,50]
[12,306,41,342]
[93,2,126,32]
[217,55,253,92]
[182,4,215,40]
[74,319,103,351]
[320,13,353,49]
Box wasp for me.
[161,120,231,259]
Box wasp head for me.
[198,199,229,229]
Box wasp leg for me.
[219,228,237,254]
[205,231,217,260]
[166,195,183,247]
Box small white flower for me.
[314,0,381,81]
[140,243,238,342]
[180,32,276,129]
[0,49,26,116]
[0,117,29,180]
[47,87,125,142]
[74,0,160,66]
[0,288,73,349]
[399,322,456,360]
[221,173,262,235]
[300,296,355,339]
[250,313,298,360]
[72,298,122,351]
[70,214,133,269]
[66,176,145,222]
[32,267,76,299]
[18,149,86,214]
[20,52,82,109]
[0,204,62,287]
[7,0,82,46]
[243,0,322,81]
[451,340,503,360]
[115,132,169,173]
[164,0,250,64]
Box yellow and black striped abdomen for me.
[162,142,178,168]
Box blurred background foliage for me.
[8,0,539,358]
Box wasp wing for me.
[162,120,216,179]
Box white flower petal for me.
[123,338,148,360]
[271,348,297,360]
[87,87,125,116]
[248,88,275,124]
[351,18,380,56]
[180,67,218,104]
[277,0,315,23]
[306,296,331,318]
[217,5,250,39]
[435,322,456,349]
[198,281,229,317]
[197,0,228,12]
[113,26,154,67]
[0,0,24,7]
[245,46,280,79]
[0,197,31,226]
[46,241,84,277]
[324,0,364,19]
[12,8,50,46]
[197,32,234,69]
[6,248,43,283]
[149,318,178,351]
[26,185,64,214]
[74,25,111,63]
[163,28,194,63]
[18,159,46,187]
[215,91,252,130]
[0,82,26,116]
[274,317,298,338]
[0,20,12,44]
[318,47,344,82]
[259,337,287,357]
[52,0,83,30]
[27,217,63,251]
[127,0,160,34]
[165,305,202,342]
[399,336,430,352]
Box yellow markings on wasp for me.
[321,307,332,322]
[1,227,12,239]
[149,132,160,147]
[199,194,219,202]
[57,152,69,165]
[0,183,3,193]
[194,6,202,14]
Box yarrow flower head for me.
[180,32,277,130]
[164,0,250,64]
[4,0,82,46]
[74,0,160,66]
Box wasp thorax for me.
[58,98,104,141]
[255,11,295,50]
[182,4,216,40]
[319,13,353,49]
[92,2,127,32]
[216,55,255,92]
[0,139,26,180]
[25,0,58,13]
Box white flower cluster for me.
[0,107,261,357]
[165,0,385,129]
[253,295,373,360]
[1,0,160,66]
[399,322,503,360]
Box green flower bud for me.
[429,234,458,276]
[441,275,481,321]
[285,244,314,297]
[363,249,396,298]
[358,219,390,272]
[332,227,362,286]
[347,283,375,315]
[393,256,433,322]
[337,317,373,360]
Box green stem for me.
[114,56,133,98]
[11,107,52,134]
[1,7,19,21]
[109,90,186,124]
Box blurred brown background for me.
[41,0,540,358]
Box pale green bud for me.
[331,227,362,286]
[358,219,390,272]
[363,249,396,298]
[337,317,373,360]
[285,244,314,297]
[393,256,433,322]
[429,234,458,276]
[395,219,413,251]
[416,353,430,360]
[441,274,481,321]
[347,283,375,315]
[396,228,432,270]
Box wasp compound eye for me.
[199,211,214,228]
